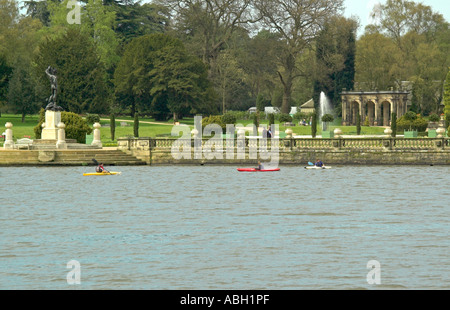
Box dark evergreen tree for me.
[133,111,139,137]
[35,28,110,114]
[313,17,357,116]
[0,54,12,117]
[114,33,216,120]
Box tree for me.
[110,112,116,141]
[313,16,357,115]
[160,0,255,78]
[133,112,139,137]
[7,58,41,122]
[356,113,361,135]
[391,113,397,137]
[311,112,317,138]
[355,32,400,90]
[114,33,215,120]
[0,54,12,116]
[444,68,450,128]
[254,0,344,114]
[110,1,169,44]
[366,0,450,114]
[35,29,110,114]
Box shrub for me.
[34,108,92,143]
[110,113,115,141]
[391,113,397,137]
[202,115,225,132]
[268,113,275,127]
[293,112,307,122]
[321,114,334,123]
[311,112,317,138]
[403,111,417,121]
[221,113,237,126]
[429,113,440,122]
[134,112,139,137]
[356,113,361,135]
[396,114,428,132]
[279,113,293,123]
[86,113,100,124]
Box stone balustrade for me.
[117,136,450,151]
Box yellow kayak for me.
[83,171,121,176]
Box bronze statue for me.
[45,66,63,111]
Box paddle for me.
[308,162,314,166]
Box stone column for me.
[342,99,347,126]
[56,122,67,149]
[91,122,102,148]
[374,102,380,126]
[3,122,14,149]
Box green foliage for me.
[7,57,40,121]
[293,112,310,122]
[202,115,225,133]
[0,54,12,110]
[34,109,92,143]
[110,113,115,141]
[321,114,334,123]
[133,112,139,137]
[268,113,275,127]
[114,33,215,120]
[311,112,317,138]
[279,114,293,123]
[86,114,100,124]
[429,113,440,122]
[256,94,265,112]
[221,113,237,126]
[403,111,418,121]
[396,114,428,132]
[444,68,450,127]
[356,113,361,135]
[35,29,110,114]
[253,112,259,129]
[391,113,397,137]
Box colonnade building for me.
[341,90,410,126]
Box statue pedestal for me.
[42,110,61,140]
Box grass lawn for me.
[1,114,389,147]
[0,114,40,140]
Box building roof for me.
[301,99,314,108]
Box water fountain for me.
[319,92,334,131]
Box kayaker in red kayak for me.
[255,161,264,170]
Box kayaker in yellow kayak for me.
[96,163,106,173]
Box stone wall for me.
[117,137,450,165]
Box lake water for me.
[1,165,449,290]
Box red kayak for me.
[237,168,280,172]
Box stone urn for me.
[436,127,445,138]
[284,128,293,147]
[333,128,343,138]
[384,127,392,138]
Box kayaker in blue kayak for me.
[315,159,324,167]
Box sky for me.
[344,0,450,36]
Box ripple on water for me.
[1,165,449,289]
